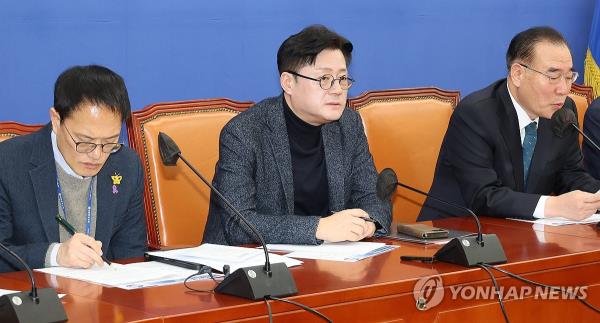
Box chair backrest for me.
[348,88,460,223]
[569,83,594,147]
[127,98,253,249]
[0,122,43,142]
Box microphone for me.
[0,243,67,323]
[377,168,507,267]
[552,106,576,138]
[552,107,600,152]
[157,132,297,300]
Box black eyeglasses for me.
[518,63,578,85]
[63,125,122,154]
[286,71,354,90]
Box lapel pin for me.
[111,172,122,195]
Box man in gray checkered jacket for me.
[203,25,391,246]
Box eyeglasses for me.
[286,71,354,90]
[518,63,578,85]
[63,125,122,154]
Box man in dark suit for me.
[583,97,600,179]
[203,25,391,245]
[0,65,146,272]
[419,26,600,221]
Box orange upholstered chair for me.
[127,99,252,249]
[348,88,460,223]
[569,83,594,147]
[0,122,43,142]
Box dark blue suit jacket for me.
[583,97,600,179]
[0,124,147,272]
[419,79,600,221]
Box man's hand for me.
[57,233,104,268]
[315,209,376,242]
[545,190,600,220]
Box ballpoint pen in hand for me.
[55,214,112,266]
[328,210,376,222]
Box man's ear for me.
[280,72,294,95]
[49,107,61,133]
[509,63,524,88]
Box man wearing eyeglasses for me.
[419,26,600,221]
[203,25,391,245]
[0,65,146,272]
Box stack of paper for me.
[266,241,398,262]
[508,213,600,226]
[111,261,220,289]
[36,244,301,290]
[146,243,303,273]
[36,261,211,290]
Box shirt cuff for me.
[49,243,61,267]
[533,196,549,219]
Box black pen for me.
[328,210,376,223]
[400,255,435,263]
[55,214,112,266]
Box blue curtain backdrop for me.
[0,0,597,123]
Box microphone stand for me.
[158,132,297,300]
[571,123,600,152]
[175,153,273,275]
[380,168,507,267]
[0,243,67,323]
[393,181,484,246]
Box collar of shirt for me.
[507,83,539,144]
[51,130,84,179]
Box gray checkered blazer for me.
[202,95,391,245]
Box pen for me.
[328,210,376,223]
[400,255,435,263]
[55,214,112,265]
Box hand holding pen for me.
[55,214,112,268]
[329,209,377,223]
[317,209,377,242]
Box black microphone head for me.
[552,107,577,138]
[158,132,181,166]
[376,168,399,201]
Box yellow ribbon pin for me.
[111,173,122,185]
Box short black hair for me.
[506,26,569,70]
[277,24,353,75]
[53,65,131,122]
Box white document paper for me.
[146,243,303,273]
[508,213,600,226]
[36,262,182,287]
[110,261,221,290]
[266,241,398,262]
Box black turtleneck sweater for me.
[283,98,329,216]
